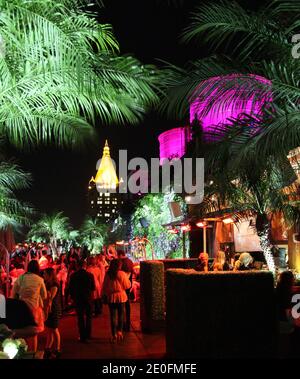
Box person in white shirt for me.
[39,250,49,271]
[12,260,47,352]
[87,256,105,316]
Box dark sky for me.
[12,0,260,230]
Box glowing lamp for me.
[189,74,272,142]
[169,228,179,234]
[196,221,205,228]
[222,217,234,224]
[2,340,19,359]
[116,241,124,245]
[181,224,191,232]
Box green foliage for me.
[0,0,163,148]
[0,161,33,230]
[132,193,184,259]
[27,211,70,247]
[80,216,108,253]
[140,260,165,332]
[161,0,300,159]
[166,269,277,358]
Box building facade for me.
[88,140,123,223]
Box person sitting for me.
[195,252,209,272]
[0,286,39,340]
[233,252,253,271]
[213,250,230,271]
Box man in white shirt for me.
[38,250,49,271]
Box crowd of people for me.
[0,242,140,358]
[1,243,300,358]
[195,251,255,272]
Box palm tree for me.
[0,0,163,148]
[190,121,300,274]
[159,0,300,272]
[162,0,300,160]
[65,229,80,251]
[28,211,70,255]
[80,216,108,253]
[0,161,33,230]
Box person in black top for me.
[0,295,39,339]
[44,268,62,359]
[117,250,134,332]
[69,259,95,342]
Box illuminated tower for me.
[88,140,122,222]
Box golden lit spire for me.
[94,140,119,189]
[88,176,95,189]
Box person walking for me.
[87,257,105,316]
[69,259,95,343]
[117,250,134,331]
[102,259,131,343]
[43,268,62,359]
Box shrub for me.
[166,269,278,358]
[140,259,198,332]
[140,261,165,332]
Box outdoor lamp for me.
[2,339,19,359]
[222,217,234,224]
[181,224,191,232]
[196,221,206,228]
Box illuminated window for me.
[97,213,100,217]
[91,201,94,204]
[105,193,110,197]
[112,209,115,213]
[105,213,110,217]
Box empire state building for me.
[88,140,122,222]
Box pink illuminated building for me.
[189,74,272,141]
[158,126,192,164]
[158,74,272,162]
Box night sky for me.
[12,0,259,232]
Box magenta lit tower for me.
[158,126,192,164]
[189,74,272,141]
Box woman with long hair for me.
[43,267,62,359]
[102,259,131,343]
[213,250,230,271]
[12,260,47,351]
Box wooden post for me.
[203,226,207,254]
